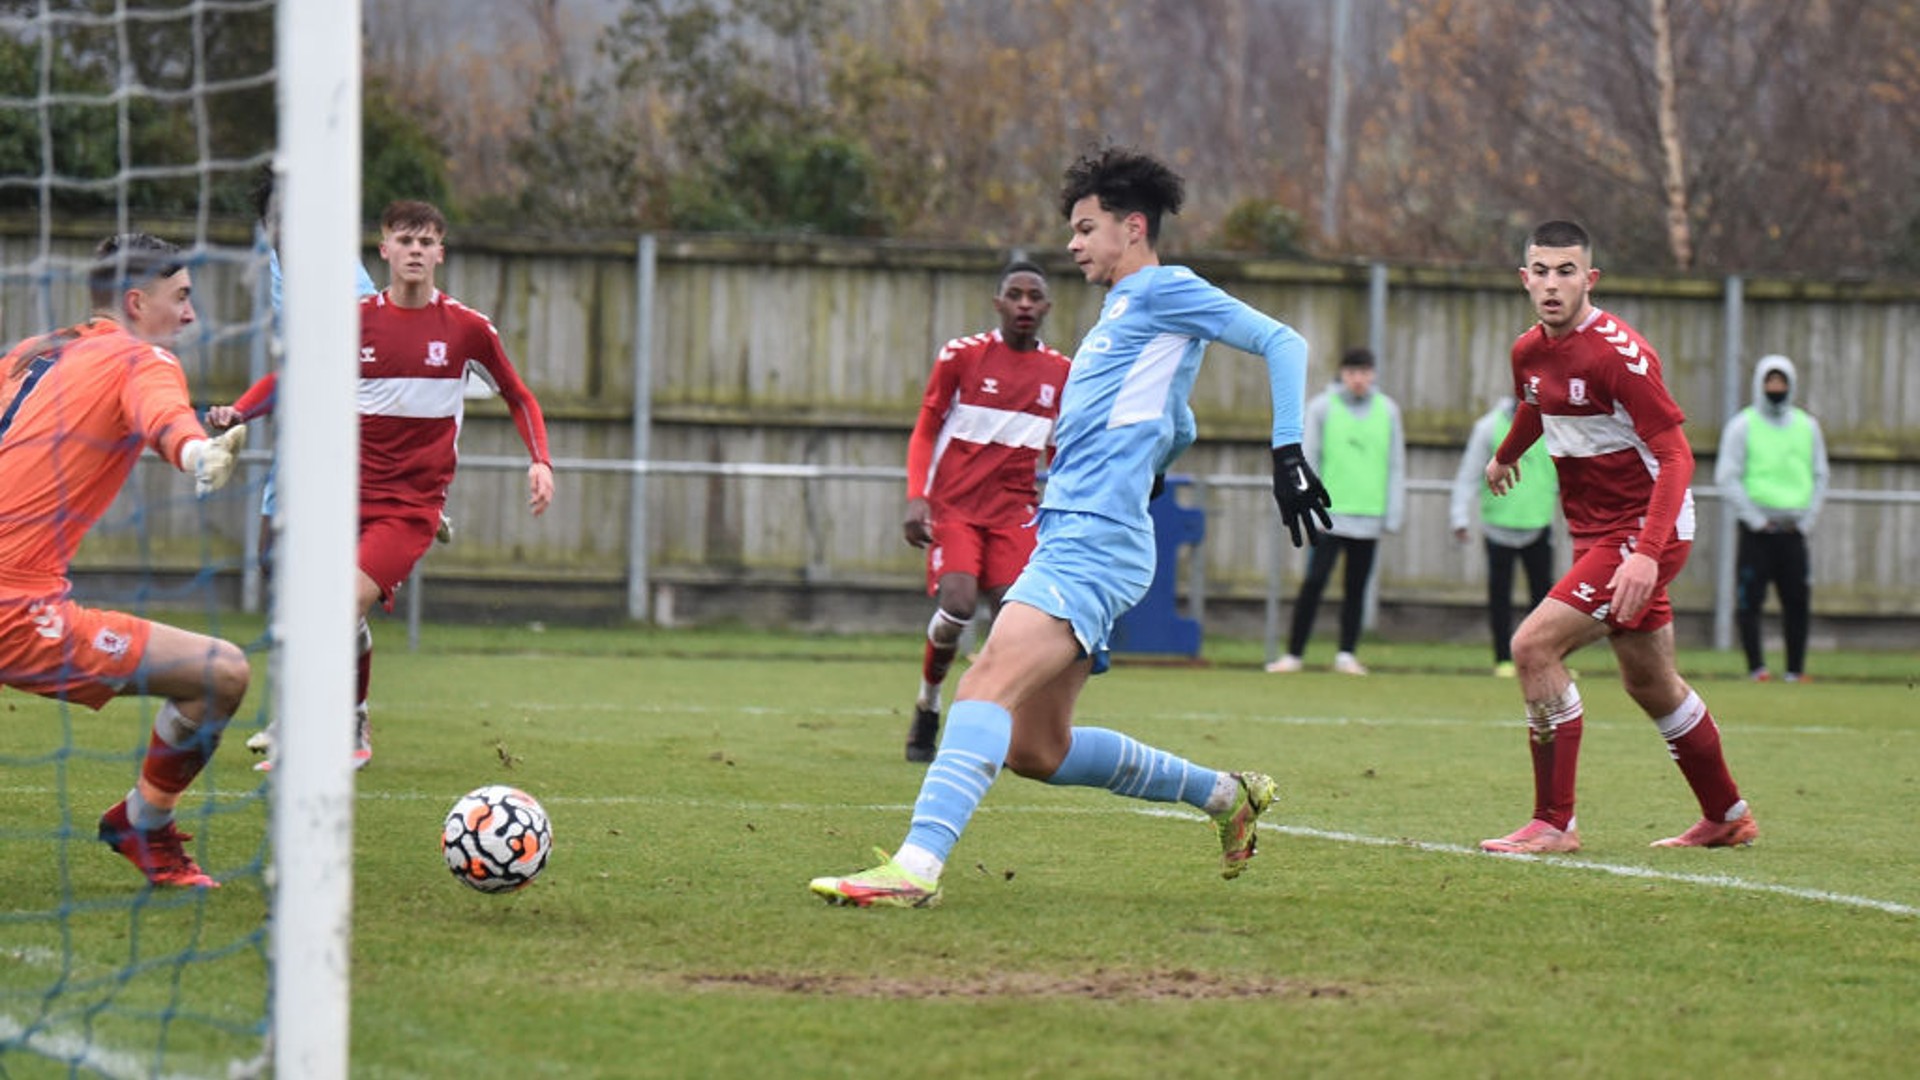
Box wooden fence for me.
[4,225,1914,638]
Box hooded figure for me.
[1714,354,1830,681]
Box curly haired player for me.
[811,147,1331,907]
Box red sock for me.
[141,730,206,796]
[921,639,956,687]
[1667,707,1741,820]
[1529,715,1582,830]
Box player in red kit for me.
[249,200,553,770]
[901,261,1070,761]
[1479,220,1756,854]
[1,234,251,887]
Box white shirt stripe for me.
[941,401,1056,450]
[360,376,466,419]
[1543,405,1696,541]
[1108,333,1187,428]
[1541,404,1643,459]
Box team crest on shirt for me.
[426,341,449,367]
[1568,377,1588,406]
[92,627,131,659]
[1038,385,1055,408]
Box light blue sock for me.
[1046,726,1218,811]
[902,700,1012,863]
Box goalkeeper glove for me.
[180,424,248,497]
[1270,442,1332,547]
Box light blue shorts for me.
[1003,509,1155,675]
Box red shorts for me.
[359,508,439,610]
[0,595,152,710]
[926,515,1037,596]
[1550,535,1692,633]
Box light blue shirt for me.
[1042,264,1307,531]
[255,243,381,516]
[266,246,379,316]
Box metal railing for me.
[353,453,1918,653]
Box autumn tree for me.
[364,0,1919,279]
[598,0,889,234]
[363,83,454,216]
[364,0,618,224]
[1370,0,1920,274]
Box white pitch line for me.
[7,788,1913,920]
[1123,806,1920,918]
[0,1014,218,1080]
[398,789,1920,918]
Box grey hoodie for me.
[1713,354,1831,532]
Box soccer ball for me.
[442,785,552,893]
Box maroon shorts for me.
[926,515,1037,596]
[1550,535,1692,633]
[359,508,439,610]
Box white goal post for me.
[271,0,361,1075]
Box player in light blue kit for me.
[811,146,1332,908]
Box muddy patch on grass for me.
[683,969,1355,1001]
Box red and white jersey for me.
[906,329,1070,525]
[0,319,204,596]
[359,290,550,513]
[1509,307,1694,545]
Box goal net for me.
[0,2,358,1076]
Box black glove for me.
[1271,443,1333,547]
[1149,473,1166,501]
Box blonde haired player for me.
[245,200,554,771]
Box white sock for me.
[125,788,170,831]
[1202,772,1240,816]
[894,843,943,882]
[916,681,941,712]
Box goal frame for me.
[271,1,361,1075]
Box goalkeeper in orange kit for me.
[0,233,251,888]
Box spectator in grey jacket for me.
[1714,354,1830,682]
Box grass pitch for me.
[4,622,1917,1078]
